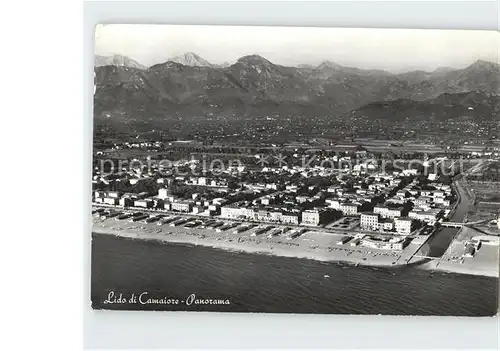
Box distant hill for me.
[381,60,500,101]
[167,52,213,67]
[350,90,500,122]
[94,54,146,69]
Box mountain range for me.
[93,53,499,127]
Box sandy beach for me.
[92,212,499,278]
[93,214,426,269]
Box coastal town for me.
[92,142,500,277]
[90,24,500,320]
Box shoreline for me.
[92,218,499,278]
[92,230,364,269]
[92,225,404,268]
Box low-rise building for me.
[463,244,476,257]
[103,197,118,205]
[396,190,408,198]
[171,201,193,212]
[158,188,170,199]
[420,190,432,197]
[395,217,414,235]
[192,206,204,214]
[327,185,341,193]
[362,236,408,250]
[414,196,432,207]
[119,196,133,207]
[197,177,207,186]
[433,190,445,198]
[134,199,154,208]
[325,198,341,210]
[94,191,105,200]
[433,197,451,206]
[261,196,273,205]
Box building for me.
[296,195,312,203]
[327,185,341,193]
[171,201,193,212]
[221,205,240,218]
[268,210,283,222]
[420,190,432,197]
[119,196,133,207]
[433,190,445,198]
[301,210,322,226]
[94,191,105,200]
[355,146,368,159]
[472,235,499,246]
[261,197,273,205]
[396,190,408,198]
[350,238,361,246]
[379,219,394,231]
[360,213,379,230]
[374,204,403,219]
[158,188,170,199]
[103,197,118,205]
[463,244,476,257]
[265,183,282,190]
[252,209,279,222]
[340,203,359,216]
[197,177,207,186]
[192,206,204,214]
[361,236,407,250]
[433,197,450,206]
[337,236,352,245]
[212,198,228,206]
[221,205,255,219]
[395,217,414,235]
[281,213,300,225]
[414,196,432,207]
[369,183,388,191]
[325,198,341,210]
[301,209,339,226]
[134,199,154,208]
[408,209,442,225]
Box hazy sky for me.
[95,24,499,72]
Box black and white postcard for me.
[91,25,499,316]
